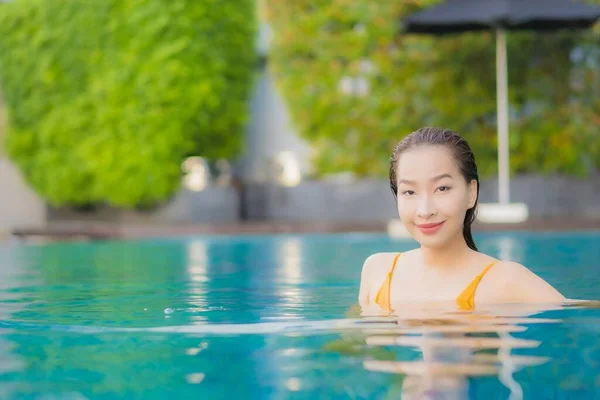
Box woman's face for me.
[394,145,477,249]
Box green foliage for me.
[0,0,256,207]
[266,0,600,178]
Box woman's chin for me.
[413,232,458,250]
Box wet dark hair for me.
[389,127,479,251]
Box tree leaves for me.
[267,0,600,178]
[0,0,256,207]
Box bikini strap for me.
[476,261,497,281]
[389,252,401,276]
[374,253,402,311]
[456,260,498,310]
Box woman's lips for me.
[417,221,445,234]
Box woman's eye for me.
[437,186,451,192]
[402,190,415,196]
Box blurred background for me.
[1,0,599,242]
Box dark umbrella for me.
[404,0,600,205]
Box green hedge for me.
[0,0,256,207]
[266,1,600,178]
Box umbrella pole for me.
[496,28,510,204]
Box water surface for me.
[0,232,599,399]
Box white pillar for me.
[496,29,510,204]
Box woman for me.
[359,127,565,313]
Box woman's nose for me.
[416,195,437,219]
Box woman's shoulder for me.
[360,250,419,291]
[359,251,407,307]
[361,250,416,275]
[485,259,542,283]
[361,252,398,277]
[481,259,565,303]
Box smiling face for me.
[394,145,477,249]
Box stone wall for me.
[479,174,600,218]
[243,174,600,222]
[46,186,240,225]
[243,180,397,222]
[0,157,47,233]
[2,162,598,229]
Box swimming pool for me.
[0,231,599,399]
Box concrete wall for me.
[4,171,599,228]
[479,174,600,218]
[47,186,240,225]
[244,180,397,222]
[0,157,47,232]
[243,174,600,222]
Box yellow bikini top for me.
[374,253,497,312]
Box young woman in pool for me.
[359,127,565,313]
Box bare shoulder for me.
[358,251,404,306]
[492,260,549,283]
[484,260,565,303]
[361,252,399,273]
[361,249,416,278]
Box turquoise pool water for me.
[0,232,599,399]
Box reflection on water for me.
[187,240,209,280]
[327,301,600,399]
[273,238,305,321]
[496,236,524,262]
[359,310,551,400]
[278,237,303,285]
[186,240,209,320]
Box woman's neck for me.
[419,234,474,269]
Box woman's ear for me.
[468,179,478,209]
